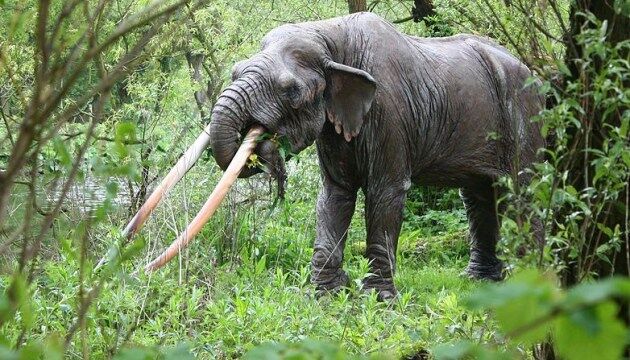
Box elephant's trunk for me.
[209,80,261,178]
[143,77,290,271]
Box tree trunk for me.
[347,0,366,13]
[412,0,435,22]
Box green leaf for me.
[162,344,194,360]
[0,344,17,360]
[563,277,630,308]
[523,76,540,89]
[59,237,77,262]
[17,342,43,360]
[113,347,155,360]
[465,270,559,345]
[554,301,627,360]
[556,61,572,77]
[0,289,13,325]
[432,341,512,360]
[52,138,72,168]
[596,223,614,237]
[255,254,267,276]
[119,237,146,264]
[114,122,137,158]
[244,340,359,360]
[614,0,630,16]
[42,334,64,360]
[432,341,475,360]
[9,274,33,331]
[244,343,285,360]
[622,151,630,169]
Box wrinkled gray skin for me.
[209,13,544,300]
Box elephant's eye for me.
[278,72,305,109]
[281,84,299,100]
[281,84,304,109]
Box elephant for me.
[208,12,544,300]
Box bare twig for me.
[0,106,14,146]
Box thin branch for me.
[0,45,29,114]
[43,10,177,143]
[50,0,85,44]
[40,0,194,124]
[24,93,106,284]
[0,107,14,146]
[0,1,203,228]
[62,132,146,144]
[478,0,530,66]
[548,0,578,60]
[393,15,414,24]
[512,2,563,43]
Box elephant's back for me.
[402,34,544,182]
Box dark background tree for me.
[347,0,367,13]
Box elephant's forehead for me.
[262,27,321,54]
[260,41,326,71]
[262,24,301,44]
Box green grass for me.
[19,241,480,358]
[2,150,495,358]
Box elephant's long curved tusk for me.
[144,125,264,272]
[95,123,217,270]
[123,124,215,240]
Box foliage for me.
[434,269,630,360]
[497,14,629,280]
[243,340,376,359]
[0,2,480,357]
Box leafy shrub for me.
[434,269,630,360]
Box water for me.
[40,175,131,215]
[35,152,317,218]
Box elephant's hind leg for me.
[460,184,504,281]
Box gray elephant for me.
[208,12,544,300]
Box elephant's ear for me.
[324,62,376,142]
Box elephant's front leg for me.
[311,177,357,294]
[363,184,407,301]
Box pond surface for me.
[38,175,131,215]
[23,155,314,220]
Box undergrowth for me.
[2,150,479,358]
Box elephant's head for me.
[209,24,377,177]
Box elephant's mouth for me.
[242,124,288,198]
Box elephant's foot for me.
[312,268,350,297]
[466,255,504,281]
[362,276,398,302]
